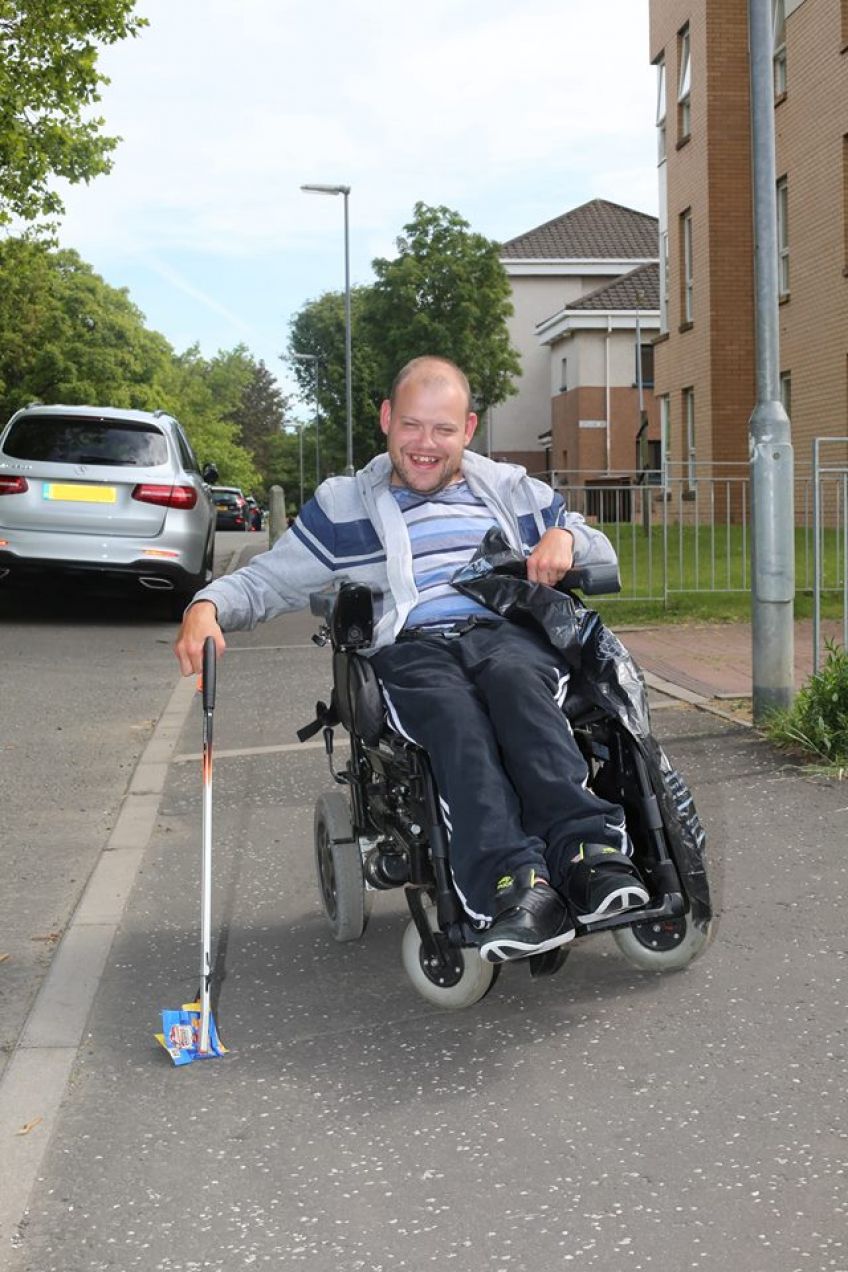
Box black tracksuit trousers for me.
[371,622,628,925]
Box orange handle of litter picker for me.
[201,636,216,712]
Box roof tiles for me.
[501,198,659,260]
[565,261,660,311]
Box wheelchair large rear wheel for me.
[401,899,499,1009]
[612,913,712,972]
[314,793,370,942]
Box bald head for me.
[380,355,478,494]
[389,356,473,414]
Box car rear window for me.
[1,415,169,467]
[213,492,240,506]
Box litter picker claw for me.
[156,635,227,1065]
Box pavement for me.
[619,616,844,718]
[2,542,847,1271]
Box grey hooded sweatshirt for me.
[193,449,616,652]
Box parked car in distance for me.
[0,403,218,617]
[211,486,250,531]
[245,496,263,531]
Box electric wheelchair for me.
[299,563,713,1009]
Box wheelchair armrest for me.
[557,562,621,596]
[487,558,621,596]
[308,581,379,650]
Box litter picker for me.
[156,635,227,1065]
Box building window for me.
[780,371,792,419]
[773,0,787,95]
[636,343,655,389]
[656,57,667,161]
[843,136,848,268]
[683,387,696,488]
[677,24,692,141]
[559,357,568,392]
[646,440,662,475]
[680,209,694,324]
[777,176,790,296]
[660,230,669,332]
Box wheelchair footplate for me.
[574,890,686,938]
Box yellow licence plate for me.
[43,483,117,504]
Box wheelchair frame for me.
[302,581,712,1007]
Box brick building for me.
[537,261,661,484]
[493,200,660,478]
[649,0,848,492]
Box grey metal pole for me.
[747,0,795,720]
[343,189,354,477]
[314,398,320,486]
[635,307,644,416]
[298,424,304,509]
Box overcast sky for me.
[57,0,658,407]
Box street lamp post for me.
[296,422,304,508]
[301,183,354,477]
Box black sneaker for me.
[479,867,575,964]
[567,844,650,925]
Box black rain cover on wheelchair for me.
[451,528,711,927]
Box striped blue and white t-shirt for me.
[391,479,504,629]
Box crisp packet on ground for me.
[155,1002,227,1065]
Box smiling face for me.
[379,362,478,495]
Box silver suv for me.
[0,404,218,616]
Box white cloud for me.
[60,0,656,255]
[53,0,658,371]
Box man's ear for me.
[379,399,391,437]
[464,412,479,445]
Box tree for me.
[287,287,382,475]
[155,346,261,492]
[0,1,146,227]
[0,237,261,491]
[228,358,291,490]
[0,238,173,417]
[364,203,521,413]
[264,425,311,512]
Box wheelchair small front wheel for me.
[401,901,498,1009]
[612,913,712,972]
[314,793,370,943]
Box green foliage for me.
[226,357,291,493]
[0,0,146,227]
[0,236,261,490]
[154,346,261,492]
[288,287,382,475]
[264,426,312,512]
[0,238,173,414]
[765,642,848,772]
[364,202,521,412]
[286,202,522,472]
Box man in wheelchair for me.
[174,355,652,966]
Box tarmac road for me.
[0,531,251,1085]
[1,536,847,1271]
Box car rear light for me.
[132,483,198,509]
[0,476,28,495]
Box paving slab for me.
[622,618,844,700]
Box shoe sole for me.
[479,926,575,965]
[576,883,650,925]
